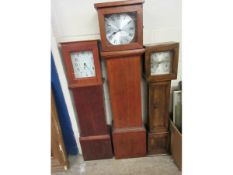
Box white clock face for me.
[105,12,136,45]
[70,51,96,79]
[151,51,172,75]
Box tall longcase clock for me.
[143,42,179,154]
[60,40,113,160]
[95,0,146,159]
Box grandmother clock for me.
[144,42,179,154]
[60,40,113,160]
[95,0,146,159]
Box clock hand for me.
[109,29,121,37]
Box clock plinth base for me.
[147,131,169,155]
[112,127,146,159]
[80,134,113,161]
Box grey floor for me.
[53,155,181,175]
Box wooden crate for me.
[170,120,182,170]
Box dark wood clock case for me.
[60,40,113,160]
[144,42,179,154]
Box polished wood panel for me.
[80,134,113,160]
[112,127,146,159]
[102,49,146,158]
[72,86,108,137]
[105,55,142,128]
[95,1,144,51]
[51,90,69,172]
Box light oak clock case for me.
[94,0,144,52]
[60,40,113,161]
[144,42,179,82]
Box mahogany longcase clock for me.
[95,0,146,159]
[60,40,113,160]
[143,42,179,154]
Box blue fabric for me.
[51,53,78,155]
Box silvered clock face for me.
[70,51,96,78]
[105,12,136,45]
[151,51,172,75]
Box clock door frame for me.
[145,42,179,82]
[61,41,102,88]
[95,1,143,52]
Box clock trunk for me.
[102,49,146,159]
[147,81,171,154]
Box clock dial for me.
[151,51,172,75]
[105,12,136,45]
[70,51,96,78]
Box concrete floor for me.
[53,155,181,175]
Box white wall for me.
[51,0,182,149]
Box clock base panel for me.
[80,134,113,161]
[147,132,169,155]
[112,127,146,159]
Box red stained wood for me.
[104,54,143,128]
[60,40,103,88]
[60,40,113,160]
[80,134,113,161]
[72,85,108,137]
[94,0,144,9]
[112,127,146,159]
[102,49,146,158]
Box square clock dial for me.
[70,51,96,79]
[105,12,136,45]
[150,51,173,75]
[144,42,179,82]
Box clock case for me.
[94,0,144,52]
[143,42,180,154]
[60,40,113,160]
[101,49,146,159]
[144,42,179,82]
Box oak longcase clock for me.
[61,40,113,160]
[94,0,144,52]
[144,42,179,154]
[95,0,146,159]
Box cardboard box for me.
[170,120,182,170]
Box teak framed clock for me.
[60,40,113,160]
[94,0,143,52]
[95,0,146,159]
[143,42,179,154]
